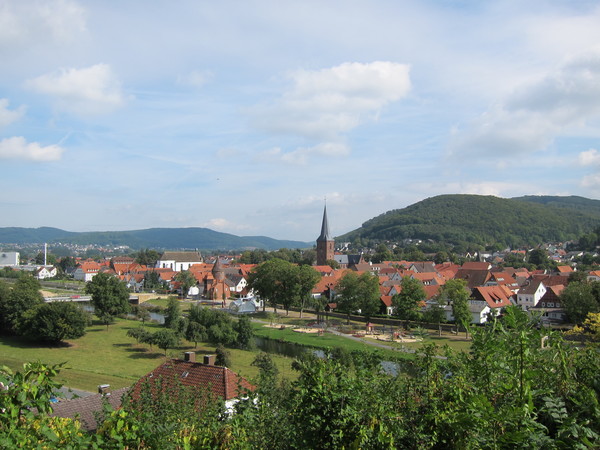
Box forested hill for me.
[0,227,311,251]
[338,194,600,248]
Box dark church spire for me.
[317,204,331,242]
[316,203,334,266]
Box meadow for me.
[0,318,296,392]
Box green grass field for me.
[0,318,295,392]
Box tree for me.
[85,272,130,328]
[174,270,196,299]
[135,305,151,325]
[152,329,180,355]
[560,281,600,324]
[0,274,44,333]
[19,302,90,344]
[234,315,255,350]
[424,294,447,336]
[0,362,93,448]
[335,271,381,324]
[392,276,425,322]
[143,271,165,291]
[58,256,77,274]
[248,258,301,315]
[251,352,279,380]
[134,248,161,267]
[441,278,471,336]
[164,297,182,330]
[295,264,321,318]
[371,243,393,263]
[185,321,207,348]
[215,344,231,367]
[127,327,151,344]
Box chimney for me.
[98,384,110,396]
[184,351,196,362]
[203,354,216,365]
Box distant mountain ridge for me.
[338,194,600,248]
[0,227,311,251]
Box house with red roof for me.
[130,352,254,413]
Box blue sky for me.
[1,0,600,242]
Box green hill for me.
[0,227,311,251]
[338,194,600,248]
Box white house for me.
[35,266,57,280]
[155,251,203,272]
[0,251,20,266]
[516,279,547,311]
[73,261,101,282]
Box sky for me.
[2,0,600,242]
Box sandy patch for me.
[41,290,59,297]
[292,328,322,334]
[361,334,422,343]
[263,324,295,329]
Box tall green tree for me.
[164,297,182,330]
[0,274,44,334]
[248,258,304,315]
[19,302,90,344]
[560,281,600,324]
[441,278,471,336]
[85,272,130,328]
[392,276,425,322]
[335,271,381,323]
[134,248,161,267]
[294,264,321,318]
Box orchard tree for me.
[393,276,426,322]
[152,329,180,356]
[85,272,130,328]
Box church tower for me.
[316,204,334,266]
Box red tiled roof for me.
[471,285,513,308]
[131,358,254,402]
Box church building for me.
[316,205,335,266]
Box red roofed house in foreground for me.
[130,352,255,413]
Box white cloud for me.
[581,173,600,189]
[0,136,64,162]
[25,64,127,115]
[251,61,411,140]
[0,0,86,51]
[579,148,600,166]
[450,49,600,158]
[0,99,25,127]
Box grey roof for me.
[159,251,202,263]
[317,205,332,242]
[49,387,129,431]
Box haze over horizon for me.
[2,1,600,241]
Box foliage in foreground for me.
[1,307,599,448]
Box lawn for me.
[252,322,413,361]
[0,318,295,392]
